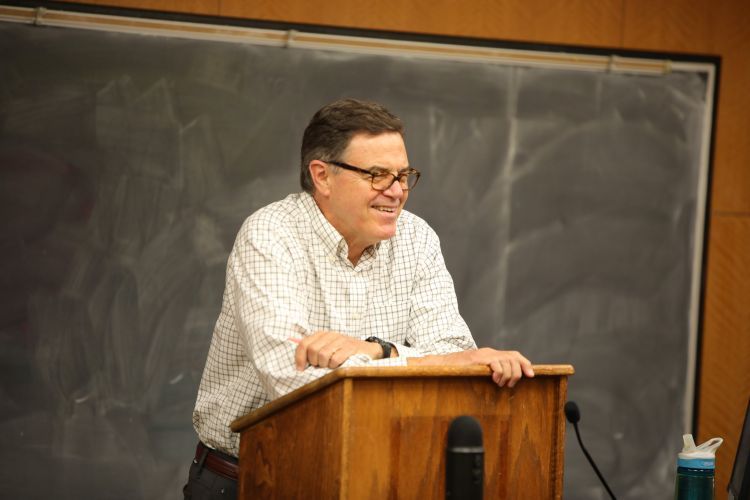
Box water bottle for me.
[674,434,723,500]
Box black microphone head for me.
[564,401,580,424]
[447,416,483,448]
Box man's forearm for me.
[405,351,462,366]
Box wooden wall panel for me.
[700,216,750,492]
[54,0,220,16]
[622,0,750,213]
[713,52,750,214]
[621,0,713,53]
[217,0,624,47]
[709,2,750,214]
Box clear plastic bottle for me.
[674,434,723,500]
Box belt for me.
[195,442,239,481]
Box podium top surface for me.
[231,364,573,432]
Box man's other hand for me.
[409,348,534,388]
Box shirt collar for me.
[300,191,385,268]
[301,192,343,255]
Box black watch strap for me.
[365,336,393,359]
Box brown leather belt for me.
[195,442,239,481]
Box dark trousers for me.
[183,444,238,500]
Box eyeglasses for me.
[327,161,421,192]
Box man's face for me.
[317,132,410,259]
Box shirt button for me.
[351,312,361,320]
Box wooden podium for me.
[230,364,574,499]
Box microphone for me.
[446,415,484,500]
[564,401,617,500]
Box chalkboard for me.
[0,11,716,500]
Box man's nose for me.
[382,176,405,197]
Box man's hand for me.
[409,348,534,388]
[291,331,382,371]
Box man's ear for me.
[309,160,331,196]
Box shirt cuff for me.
[340,353,409,367]
[390,343,423,360]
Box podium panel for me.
[231,365,573,499]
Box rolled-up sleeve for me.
[230,222,334,400]
[405,228,477,355]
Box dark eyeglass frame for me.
[327,160,421,192]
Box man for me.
[184,98,534,499]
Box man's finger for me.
[498,359,513,387]
[294,332,327,370]
[489,360,503,386]
[325,338,360,368]
[514,352,534,378]
[507,360,522,388]
[330,344,359,368]
[521,358,535,378]
[294,338,309,371]
[326,346,346,368]
[318,342,344,368]
[330,349,348,368]
[306,337,326,367]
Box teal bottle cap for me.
[677,457,715,470]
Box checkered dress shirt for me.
[193,192,476,456]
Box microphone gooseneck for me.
[564,401,617,500]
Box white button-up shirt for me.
[193,192,476,456]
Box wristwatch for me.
[365,336,393,359]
